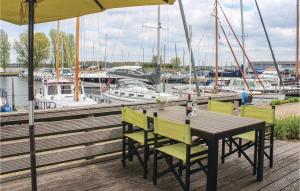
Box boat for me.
[34,68,54,81]
[102,79,179,103]
[35,78,97,109]
[80,65,160,85]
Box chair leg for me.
[253,131,258,176]
[238,138,242,157]
[143,144,148,179]
[221,138,225,163]
[128,140,133,161]
[185,163,190,191]
[179,161,183,177]
[122,136,126,167]
[269,126,274,168]
[153,150,158,185]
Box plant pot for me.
[158,103,165,111]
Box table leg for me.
[257,127,265,181]
[207,137,218,191]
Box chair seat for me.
[235,131,255,141]
[124,131,168,145]
[156,143,208,163]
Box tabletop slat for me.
[145,106,265,138]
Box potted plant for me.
[155,96,167,110]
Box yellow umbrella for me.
[0,1,175,191]
[1,0,175,25]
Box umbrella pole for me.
[27,0,37,190]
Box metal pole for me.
[254,0,283,86]
[156,5,161,74]
[240,0,246,75]
[296,0,299,80]
[215,0,219,88]
[27,0,37,190]
[178,0,201,96]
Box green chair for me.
[208,98,234,115]
[152,112,208,191]
[207,98,234,162]
[121,106,151,179]
[221,105,275,175]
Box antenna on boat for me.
[75,17,80,102]
[188,25,192,94]
[296,0,299,80]
[156,5,161,75]
[104,34,108,69]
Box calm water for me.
[0,77,42,107]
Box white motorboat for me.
[35,78,97,109]
[102,79,179,103]
[80,65,160,84]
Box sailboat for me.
[35,19,97,109]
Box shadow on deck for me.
[1,140,299,191]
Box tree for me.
[0,30,10,71]
[170,57,181,69]
[49,29,75,68]
[151,55,163,65]
[14,32,50,68]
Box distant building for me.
[251,61,296,72]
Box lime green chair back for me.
[208,100,234,115]
[122,107,148,130]
[154,117,191,144]
[240,105,275,124]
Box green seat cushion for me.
[235,131,255,141]
[156,143,208,163]
[124,131,168,145]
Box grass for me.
[0,72,18,76]
[270,97,299,106]
[275,116,300,140]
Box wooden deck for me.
[1,140,299,191]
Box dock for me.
[1,94,299,191]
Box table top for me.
[145,106,265,139]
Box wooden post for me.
[296,0,299,79]
[75,17,80,102]
[11,78,15,111]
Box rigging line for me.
[220,22,251,92]
[218,2,265,89]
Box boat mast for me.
[240,0,246,75]
[104,34,108,69]
[215,0,219,88]
[56,20,61,80]
[156,5,161,74]
[189,25,192,93]
[178,0,201,96]
[296,0,299,80]
[75,17,80,102]
[254,0,283,86]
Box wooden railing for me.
[0,94,240,183]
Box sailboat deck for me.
[1,140,299,191]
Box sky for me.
[0,0,297,67]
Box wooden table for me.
[145,106,266,191]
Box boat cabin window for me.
[61,85,72,94]
[48,86,57,95]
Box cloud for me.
[0,0,297,66]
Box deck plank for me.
[1,140,299,191]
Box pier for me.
[1,95,299,191]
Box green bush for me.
[270,97,299,106]
[275,116,300,140]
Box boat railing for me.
[34,99,57,109]
[86,93,112,104]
